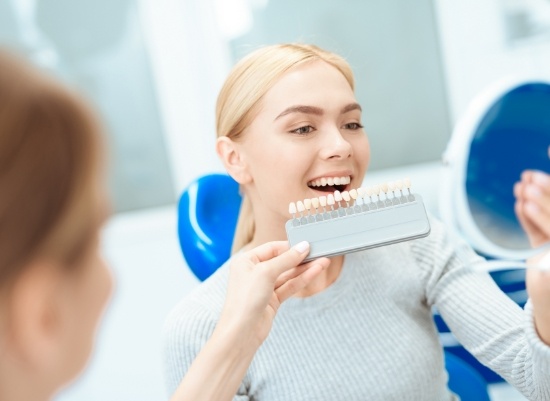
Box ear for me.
[216,137,252,184]
[6,260,65,372]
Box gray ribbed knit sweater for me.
[163,217,550,400]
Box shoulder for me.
[163,260,230,340]
[162,261,232,392]
[410,213,480,265]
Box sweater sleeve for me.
[411,216,550,400]
[162,299,250,400]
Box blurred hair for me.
[0,49,105,291]
[215,43,355,253]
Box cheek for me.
[354,135,370,169]
[73,257,113,345]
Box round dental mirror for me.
[440,77,550,260]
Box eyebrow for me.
[341,102,362,114]
[274,103,362,121]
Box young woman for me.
[163,43,550,400]
[0,49,329,401]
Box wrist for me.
[212,315,263,357]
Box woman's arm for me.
[526,252,550,346]
[170,241,329,401]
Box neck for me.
[294,255,344,297]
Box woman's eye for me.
[290,125,315,135]
[343,122,364,130]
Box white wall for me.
[434,0,550,126]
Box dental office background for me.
[2,0,550,400]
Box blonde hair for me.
[0,49,104,291]
[215,43,355,253]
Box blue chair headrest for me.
[177,174,242,281]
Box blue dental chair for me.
[177,173,491,401]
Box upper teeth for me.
[308,176,351,187]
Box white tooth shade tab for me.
[319,196,327,207]
[311,197,320,209]
[357,187,366,198]
[327,194,335,205]
[342,191,351,202]
[404,177,411,188]
[304,198,312,210]
[334,191,343,202]
[289,202,297,215]
[349,189,358,199]
[395,180,403,190]
[297,201,305,213]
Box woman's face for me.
[239,60,370,225]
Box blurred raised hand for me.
[514,147,550,247]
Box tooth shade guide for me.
[289,178,415,220]
[289,177,415,221]
[285,192,430,262]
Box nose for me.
[319,127,352,160]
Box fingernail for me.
[526,185,542,199]
[294,241,310,253]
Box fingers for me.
[516,199,548,247]
[524,201,550,237]
[274,258,328,288]
[260,241,313,279]
[514,170,550,246]
[275,258,330,303]
[243,241,290,264]
[531,171,550,196]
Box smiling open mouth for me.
[307,175,351,193]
